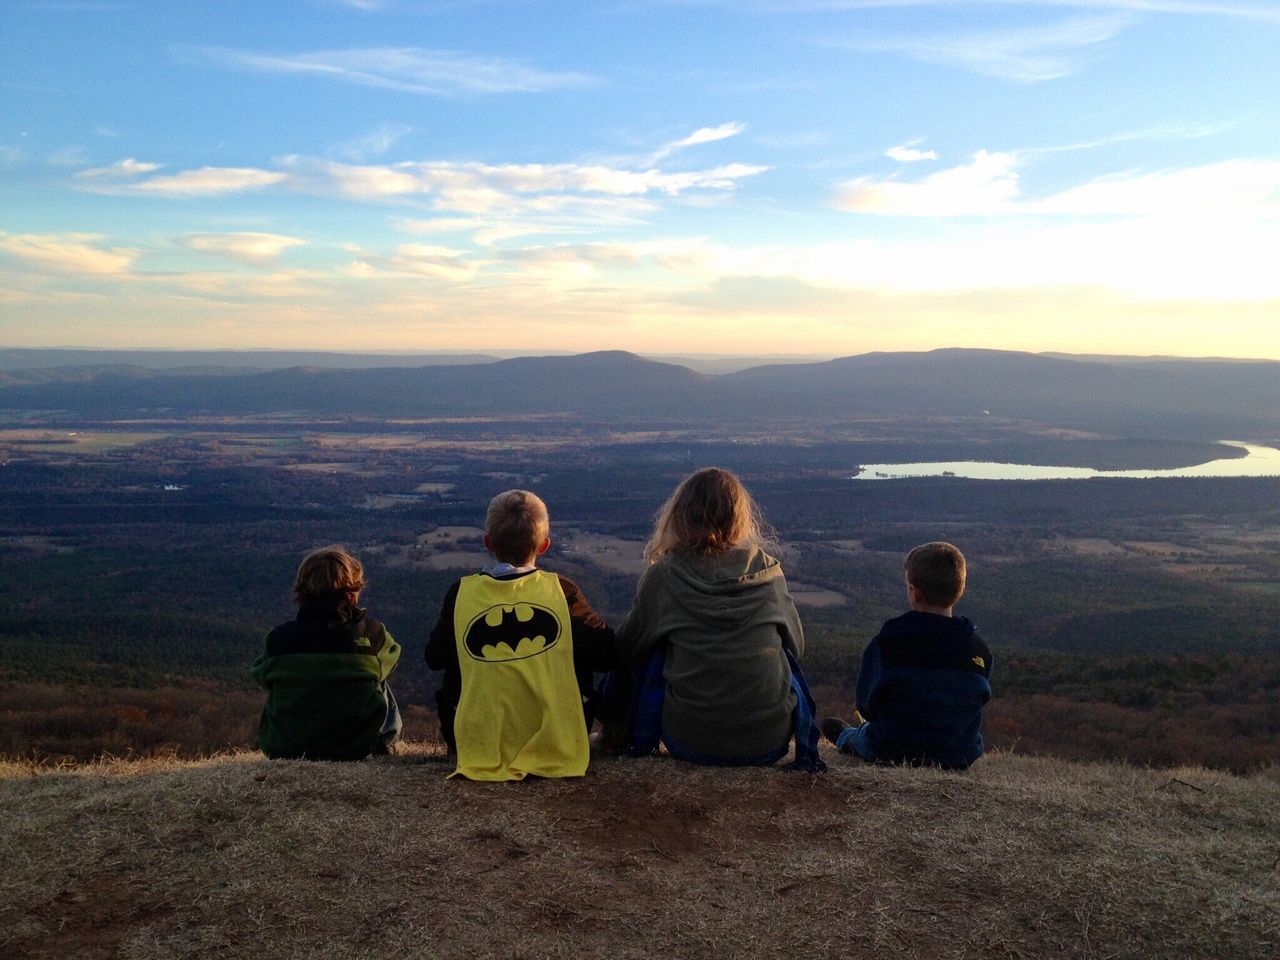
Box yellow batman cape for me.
[450,570,588,780]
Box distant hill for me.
[1,747,1275,960]
[2,347,1279,436]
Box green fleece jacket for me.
[615,546,803,759]
[250,598,400,761]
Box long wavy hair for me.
[644,467,773,562]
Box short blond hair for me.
[904,542,966,608]
[485,490,550,564]
[645,467,771,561]
[294,545,366,603]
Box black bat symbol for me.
[463,602,561,662]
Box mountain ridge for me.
[2,348,1279,435]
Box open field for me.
[0,429,168,454]
[0,747,1275,960]
[558,530,647,575]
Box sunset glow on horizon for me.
[3,1,1279,359]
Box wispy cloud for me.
[343,240,484,283]
[836,150,1021,215]
[279,157,768,209]
[66,149,764,223]
[77,165,287,197]
[648,122,748,163]
[829,13,1134,81]
[1031,159,1280,219]
[885,140,937,163]
[179,232,307,264]
[76,158,163,179]
[394,195,655,246]
[0,232,137,275]
[835,151,1280,224]
[333,123,413,162]
[183,45,596,96]
[678,0,1280,23]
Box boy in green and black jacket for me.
[251,546,402,760]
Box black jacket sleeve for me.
[425,580,461,671]
[557,574,617,675]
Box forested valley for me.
[3,408,1279,771]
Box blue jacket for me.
[856,611,993,769]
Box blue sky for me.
[3,0,1279,357]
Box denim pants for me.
[834,722,876,761]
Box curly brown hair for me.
[293,545,366,604]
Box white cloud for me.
[649,122,747,162]
[1029,159,1280,220]
[0,145,25,166]
[333,123,413,162]
[842,13,1134,82]
[836,152,1280,223]
[691,0,1280,23]
[0,232,137,275]
[836,150,1020,216]
[885,142,937,163]
[186,45,596,96]
[75,158,163,179]
[179,232,308,264]
[279,157,768,210]
[79,166,287,197]
[392,194,656,246]
[347,242,481,282]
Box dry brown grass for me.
[1,747,1276,960]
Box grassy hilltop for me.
[1,747,1276,960]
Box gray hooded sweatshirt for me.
[615,546,804,759]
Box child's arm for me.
[854,638,886,720]
[776,575,805,659]
[249,647,270,689]
[374,627,401,681]
[424,581,461,672]
[249,629,277,689]
[614,566,662,665]
[557,575,617,672]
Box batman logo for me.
[463,602,561,662]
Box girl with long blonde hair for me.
[607,467,822,768]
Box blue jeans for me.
[835,722,876,761]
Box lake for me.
[852,441,1280,481]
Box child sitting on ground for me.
[425,490,615,780]
[252,546,402,760]
[823,541,992,770]
[602,466,824,771]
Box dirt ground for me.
[1,747,1276,960]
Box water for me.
[852,441,1280,481]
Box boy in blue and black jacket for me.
[823,542,992,770]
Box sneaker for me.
[821,716,852,747]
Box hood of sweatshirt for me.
[658,546,786,629]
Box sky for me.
[2,0,1279,359]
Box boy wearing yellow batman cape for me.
[426,490,616,780]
